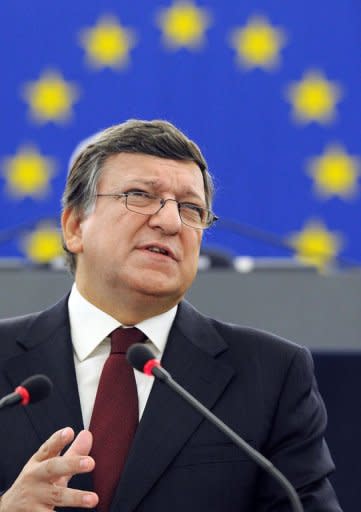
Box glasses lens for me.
[125,193,215,229]
[126,193,158,214]
[180,205,211,229]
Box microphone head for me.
[127,343,155,372]
[20,374,53,404]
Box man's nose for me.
[148,198,182,233]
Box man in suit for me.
[0,119,342,511]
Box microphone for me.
[0,374,53,410]
[127,344,304,512]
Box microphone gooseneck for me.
[127,344,304,512]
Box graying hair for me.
[62,119,214,274]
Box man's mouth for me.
[146,246,169,256]
[138,243,178,261]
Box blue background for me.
[1,1,360,266]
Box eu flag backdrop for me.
[0,1,360,269]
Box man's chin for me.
[124,273,183,300]
[133,282,182,299]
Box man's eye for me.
[182,203,203,213]
[127,190,150,198]
[181,203,204,219]
[125,190,156,207]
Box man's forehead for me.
[102,152,199,169]
[100,153,204,188]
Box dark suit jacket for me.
[0,296,342,511]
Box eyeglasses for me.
[95,191,218,230]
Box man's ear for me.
[61,207,84,255]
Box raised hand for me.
[0,427,98,511]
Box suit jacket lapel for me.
[2,296,93,498]
[111,301,235,512]
[3,296,83,439]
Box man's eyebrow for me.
[122,179,205,202]
[124,179,159,187]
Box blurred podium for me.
[0,258,360,350]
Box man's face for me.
[63,153,205,315]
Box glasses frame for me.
[95,192,219,230]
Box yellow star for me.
[1,145,56,198]
[286,70,342,124]
[22,70,79,124]
[157,1,211,49]
[79,15,136,69]
[307,145,360,199]
[22,224,64,264]
[230,15,286,70]
[288,220,342,269]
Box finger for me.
[2,481,98,511]
[33,427,75,463]
[65,429,93,457]
[38,454,95,482]
[59,430,94,486]
[44,484,98,509]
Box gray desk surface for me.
[0,265,359,350]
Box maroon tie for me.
[90,327,146,512]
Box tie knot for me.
[110,327,145,354]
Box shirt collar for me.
[68,284,177,361]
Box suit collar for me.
[173,300,229,357]
[15,295,71,348]
[111,300,234,512]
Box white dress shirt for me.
[68,284,177,429]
